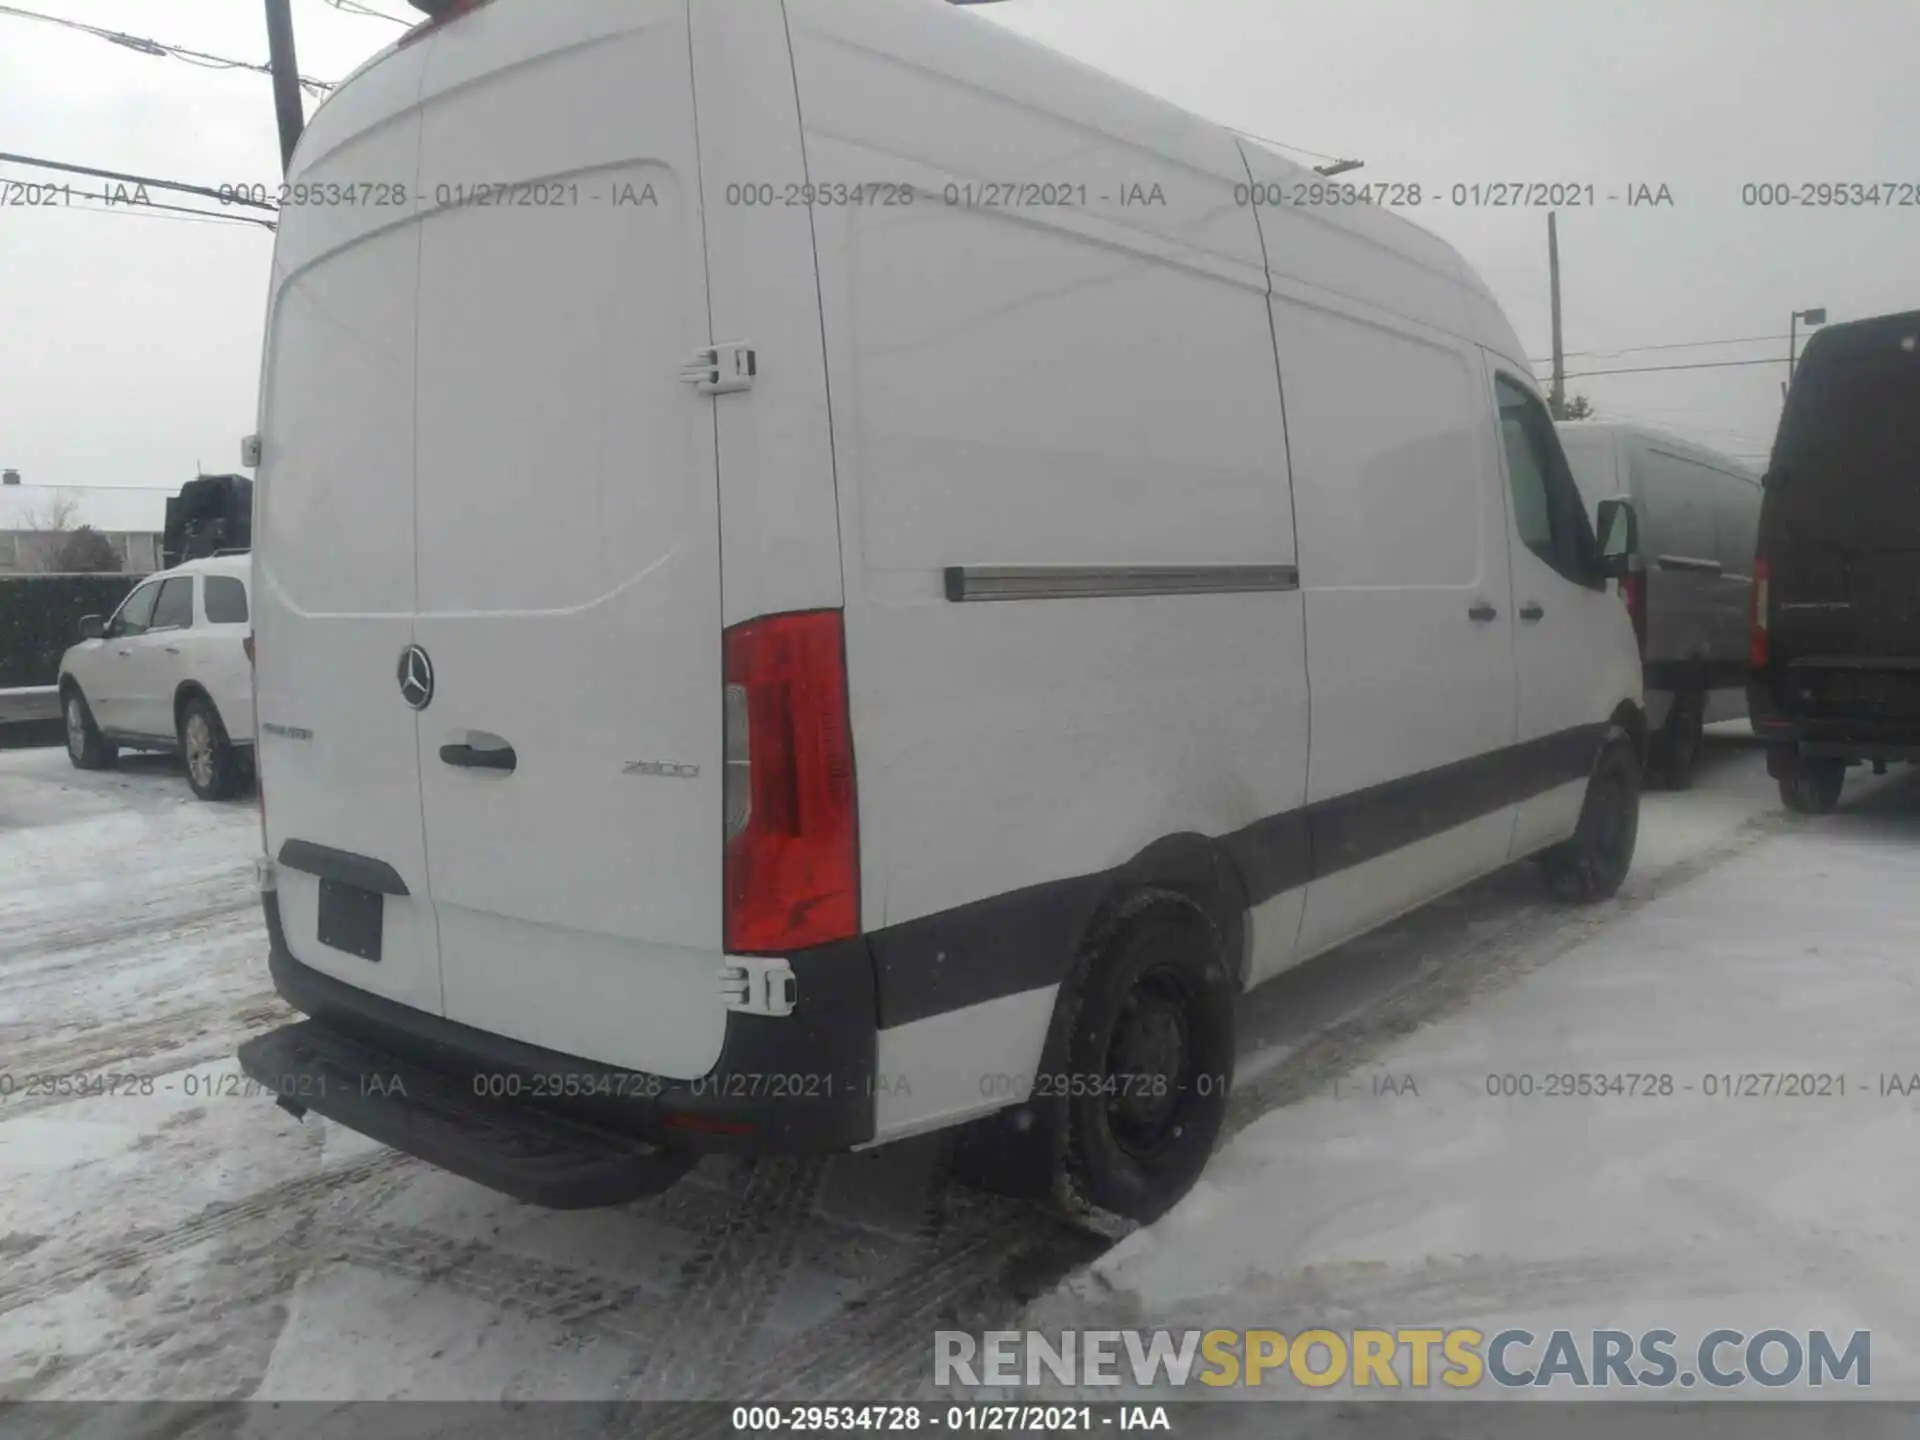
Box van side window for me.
[1495,375,1600,587]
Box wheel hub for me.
[1106,972,1191,1150]
[186,717,213,785]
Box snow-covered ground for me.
[2,729,1915,1420]
[1025,732,1920,1414]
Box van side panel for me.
[1267,291,1520,960]
[1633,441,1723,684]
[790,0,1308,1132]
[1707,467,1761,721]
[1487,359,1640,857]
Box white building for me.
[0,484,167,574]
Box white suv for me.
[58,554,255,800]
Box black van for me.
[1750,309,1920,812]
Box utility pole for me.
[1547,210,1565,419]
[263,0,306,174]
[1788,306,1826,383]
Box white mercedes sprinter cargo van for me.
[238,0,1645,1225]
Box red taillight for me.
[1750,558,1770,668]
[1622,570,1648,657]
[663,1112,757,1138]
[722,610,858,954]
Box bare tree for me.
[21,494,83,572]
[26,494,80,534]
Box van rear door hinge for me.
[680,343,756,395]
[720,956,796,1017]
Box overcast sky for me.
[1,0,1913,491]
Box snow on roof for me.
[0,485,169,534]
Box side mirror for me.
[1595,497,1638,582]
[78,614,104,641]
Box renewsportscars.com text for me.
[935,1327,1872,1391]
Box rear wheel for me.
[179,696,242,801]
[63,689,117,770]
[1050,894,1236,1230]
[1542,729,1640,903]
[1779,756,1845,814]
[1649,688,1704,790]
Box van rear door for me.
[1763,317,1920,706]
[407,2,728,1080]
[253,46,443,1019]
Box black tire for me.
[1649,689,1704,791]
[1050,893,1236,1228]
[1779,756,1845,815]
[178,695,242,801]
[62,687,117,771]
[1541,728,1640,904]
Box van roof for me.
[1795,308,1920,367]
[1554,418,1760,478]
[294,0,1532,372]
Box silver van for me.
[1557,420,1761,788]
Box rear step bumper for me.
[238,1020,695,1208]
[1748,674,1920,763]
[246,891,878,1202]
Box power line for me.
[0,2,333,93]
[319,0,413,25]
[1534,356,1787,381]
[1529,332,1794,366]
[0,152,280,212]
[59,187,277,231]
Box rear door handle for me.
[116,648,132,656]
[164,646,182,655]
[1519,603,1545,622]
[1468,601,1498,622]
[440,742,517,773]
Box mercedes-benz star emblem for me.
[397,644,435,711]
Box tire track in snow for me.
[619,1157,831,1397]
[1222,811,1789,1136]
[320,1222,672,1332]
[0,895,258,985]
[0,1154,405,1319]
[0,996,290,1121]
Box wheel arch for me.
[946,831,1250,1203]
[173,680,218,735]
[1103,834,1251,989]
[1611,698,1648,769]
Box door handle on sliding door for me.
[1519,602,1545,622]
[1467,600,1498,622]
